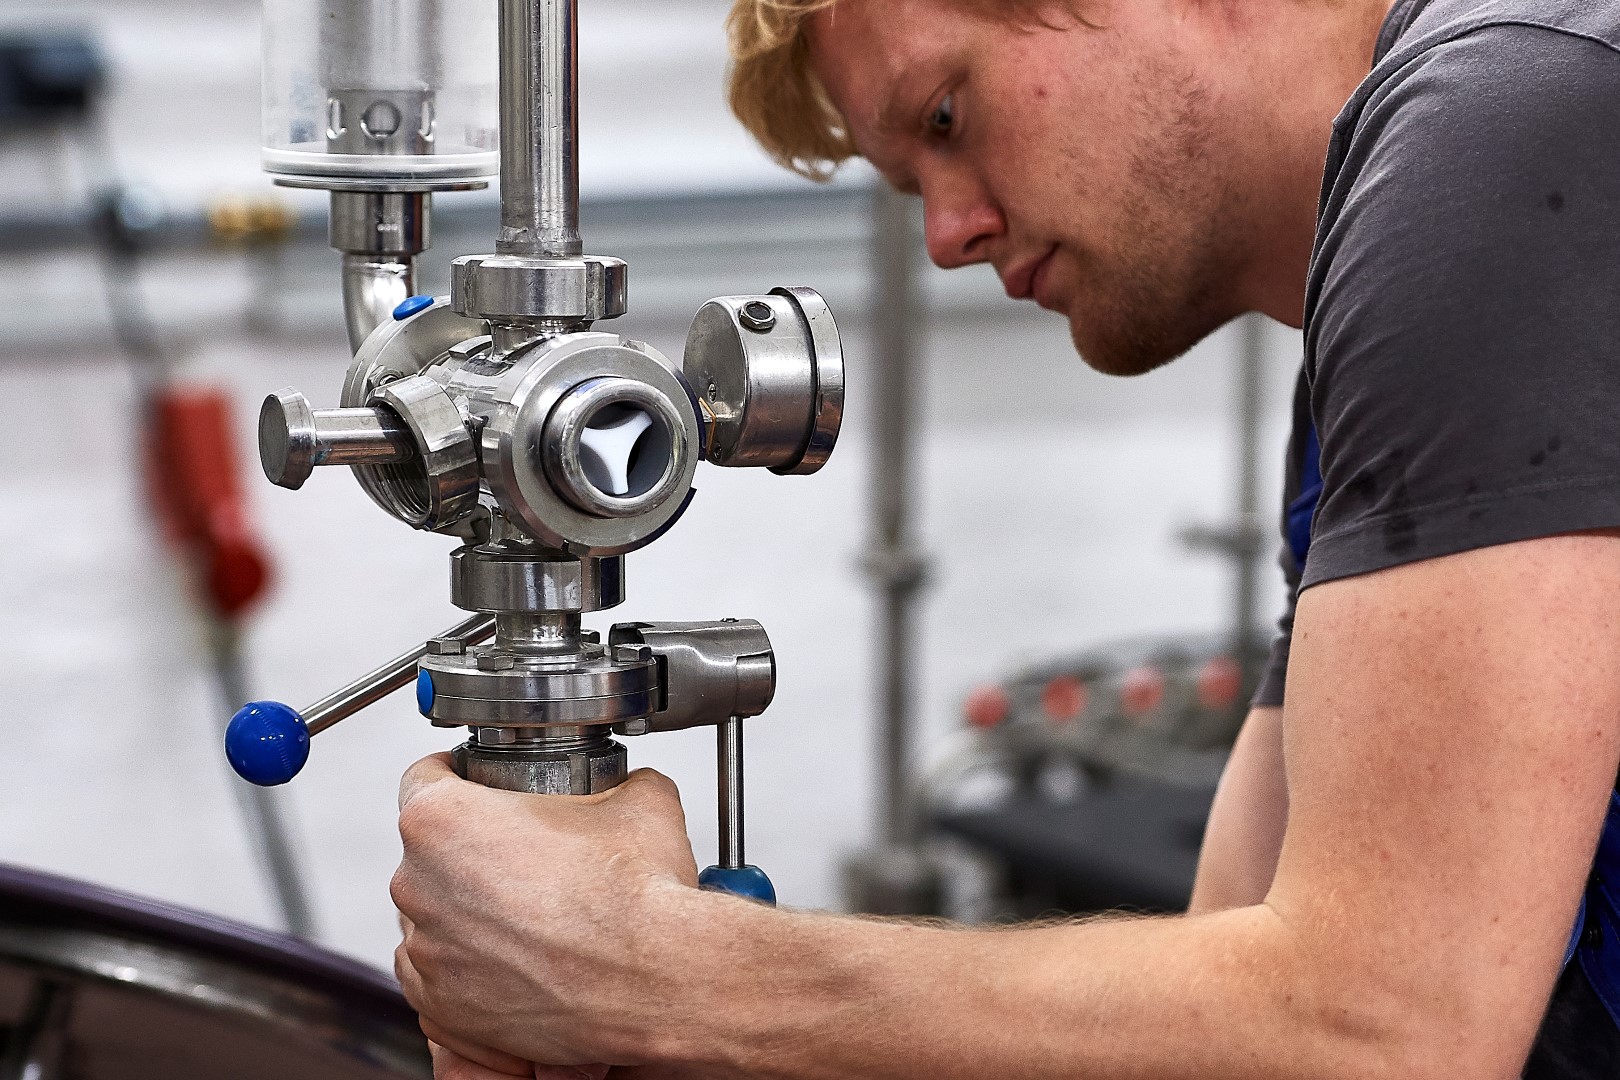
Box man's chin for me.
[1065,293,1233,378]
[1067,314,1185,378]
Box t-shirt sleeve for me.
[1301,25,1620,591]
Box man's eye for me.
[927,93,955,136]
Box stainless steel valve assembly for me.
[229,0,845,901]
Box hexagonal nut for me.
[614,643,653,664]
[474,650,516,672]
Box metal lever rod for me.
[304,613,496,736]
[717,716,744,870]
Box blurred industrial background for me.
[0,0,1301,971]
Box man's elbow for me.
[1305,978,1545,1080]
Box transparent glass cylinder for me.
[263,0,499,188]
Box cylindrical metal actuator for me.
[262,0,499,189]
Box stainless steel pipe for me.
[330,192,430,352]
[496,0,581,257]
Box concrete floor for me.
[0,0,1304,972]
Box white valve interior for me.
[578,405,661,498]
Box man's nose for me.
[922,182,1004,270]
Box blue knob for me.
[392,294,434,321]
[225,701,311,786]
[698,865,776,905]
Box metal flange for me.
[450,253,628,323]
[480,333,702,556]
[419,647,657,728]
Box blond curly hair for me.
[726,1,1074,180]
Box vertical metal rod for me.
[497,0,581,257]
[1233,314,1266,692]
[717,717,745,869]
[868,184,927,848]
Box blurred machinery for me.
[841,300,1274,920]
[926,633,1258,916]
[915,320,1275,919]
[224,0,846,905]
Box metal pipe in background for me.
[1232,314,1267,692]
[867,184,928,849]
[496,0,581,257]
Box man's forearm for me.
[655,891,1396,1080]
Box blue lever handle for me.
[225,701,311,786]
[698,864,776,905]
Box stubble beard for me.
[1065,55,1247,377]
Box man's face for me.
[808,0,1250,376]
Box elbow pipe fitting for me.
[330,191,431,352]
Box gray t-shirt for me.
[1253,0,1620,1072]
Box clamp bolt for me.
[475,651,515,672]
[614,643,653,664]
[617,718,650,736]
[426,636,466,656]
[739,300,776,333]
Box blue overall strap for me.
[1575,791,1620,1030]
[1287,424,1323,569]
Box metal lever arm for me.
[225,614,496,786]
[696,716,775,904]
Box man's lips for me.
[1000,246,1058,303]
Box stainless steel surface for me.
[717,716,744,870]
[496,0,580,258]
[606,620,775,733]
[301,614,497,738]
[368,374,482,531]
[451,548,626,614]
[542,377,686,519]
[258,389,416,490]
[340,256,413,353]
[330,193,431,353]
[318,0,438,116]
[477,333,701,556]
[682,288,844,475]
[235,0,846,882]
[328,193,430,256]
[452,734,626,794]
[450,253,627,324]
[420,646,657,728]
[0,901,430,1078]
[865,186,930,849]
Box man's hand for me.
[392,755,703,1068]
[429,1040,609,1080]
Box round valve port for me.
[543,378,686,519]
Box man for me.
[391,0,1620,1075]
